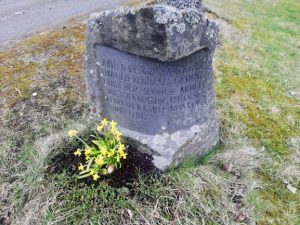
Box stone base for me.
[120,117,218,170]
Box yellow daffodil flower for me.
[118,144,125,152]
[110,126,117,134]
[100,147,107,156]
[101,118,108,125]
[119,150,124,157]
[85,155,91,160]
[89,169,96,175]
[115,131,122,141]
[110,120,117,128]
[78,163,84,171]
[118,149,127,159]
[97,118,108,131]
[95,156,104,166]
[107,149,115,157]
[93,173,100,181]
[115,131,122,137]
[74,149,81,156]
[96,124,104,132]
[85,148,92,155]
[68,129,77,137]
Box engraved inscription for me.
[95,46,212,134]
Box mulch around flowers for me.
[47,146,160,189]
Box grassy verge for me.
[0,0,299,224]
[206,0,300,224]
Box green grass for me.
[41,160,232,224]
[0,0,300,224]
[206,0,300,224]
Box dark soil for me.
[47,145,159,189]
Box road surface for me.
[0,0,127,50]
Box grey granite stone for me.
[85,2,219,170]
[85,4,218,62]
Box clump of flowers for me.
[67,119,127,181]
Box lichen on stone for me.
[88,20,95,29]
[170,22,186,34]
[184,10,202,25]
[126,7,136,15]
[166,0,202,10]
[86,4,218,61]
[155,6,182,24]
[99,10,111,17]
[116,8,126,14]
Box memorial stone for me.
[85,0,219,170]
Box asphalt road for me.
[0,0,127,50]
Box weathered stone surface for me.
[86,45,218,169]
[166,0,202,10]
[93,46,213,134]
[85,2,219,170]
[85,4,218,62]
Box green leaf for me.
[79,170,89,175]
[86,159,93,170]
[92,140,105,150]
[78,173,91,179]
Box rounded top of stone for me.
[86,4,218,61]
